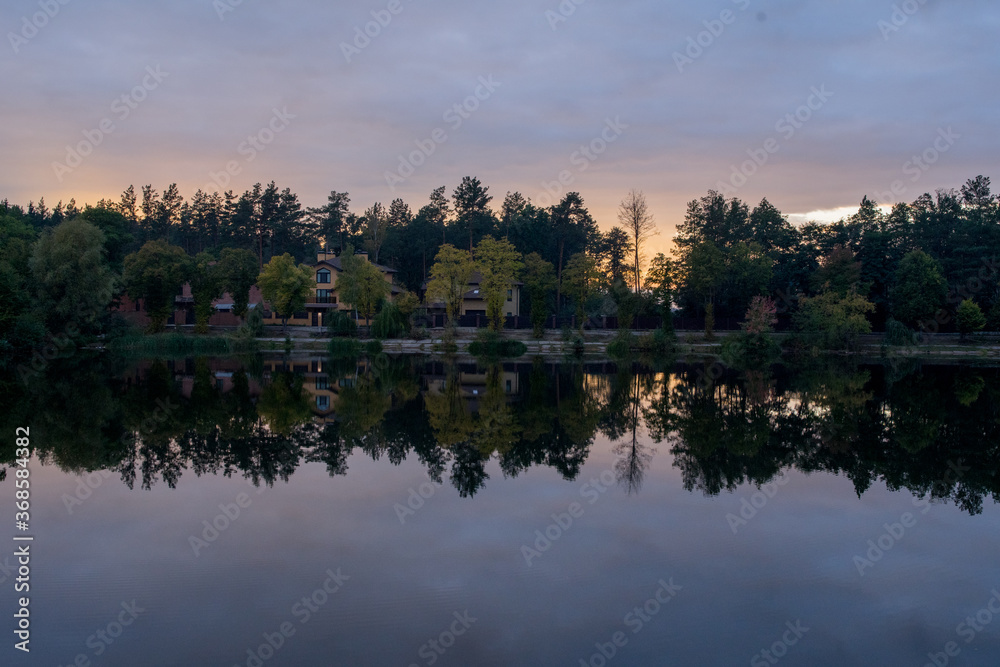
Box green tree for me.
[257,253,314,334]
[561,253,601,325]
[474,236,523,331]
[794,290,875,351]
[601,226,634,285]
[31,218,116,337]
[812,245,864,297]
[452,176,495,251]
[522,253,557,338]
[956,299,986,338]
[78,205,133,274]
[426,244,475,328]
[685,241,725,339]
[215,248,259,319]
[361,202,389,263]
[645,253,675,334]
[890,249,947,328]
[0,212,41,351]
[339,247,392,325]
[189,252,222,334]
[123,240,191,333]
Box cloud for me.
[1,0,997,239]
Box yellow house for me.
[262,251,399,327]
[425,271,522,320]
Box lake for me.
[3,352,1000,666]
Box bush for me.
[365,339,383,356]
[327,310,358,338]
[370,302,408,340]
[956,299,986,337]
[467,330,526,359]
[607,330,634,359]
[884,318,915,346]
[238,305,265,338]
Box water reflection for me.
[2,352,998,515]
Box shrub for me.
[722,296,780,367]
[238,305,265,338]
[607,330,635,359]
[956,299,986,337]
[884,318,914,346]
[370,302,408,340]
[468,330,526,359]
[327,310,358,338]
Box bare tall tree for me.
[617,189,658,292]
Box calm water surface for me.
[2,354,999,666]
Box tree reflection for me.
[0,351,997,515]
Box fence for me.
[413,313,749,331]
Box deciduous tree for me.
[257,253,314,334]
[474,236,523,331]
[123,240,191,333]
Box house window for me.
[507,289,513,301]
[505,379,512,393]
[316,395,330,410]
[316,375,329,390]
[316,269,331,284]
[316,289,332,304]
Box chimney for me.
[356,251,370,263]
[317,247,331,264]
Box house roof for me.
[314,256,397,273]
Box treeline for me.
[672,176,1000,337]
[2,174,999,356]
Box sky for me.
[2,0,998,249]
